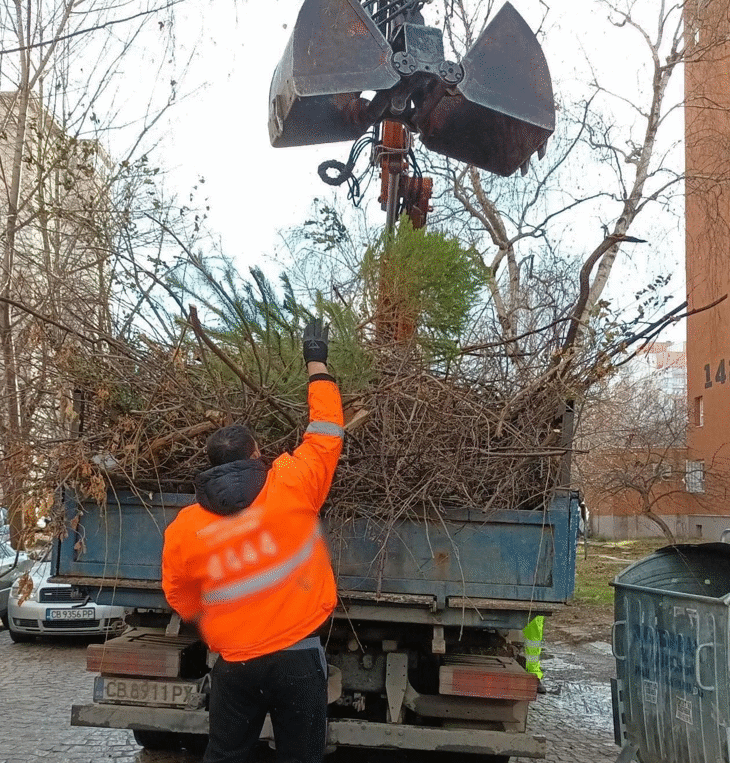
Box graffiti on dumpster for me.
[631,624,702,699]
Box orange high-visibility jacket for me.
[162,376,343,662]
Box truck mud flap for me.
[72,705,546,758]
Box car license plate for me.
[93,676,200,708]
[46,607,95,620]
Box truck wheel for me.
[0,611,9,629]
[132,730,181,750]
[8,626,33,643]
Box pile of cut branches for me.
[36,220,641,520]
[46,315,577,521]
[335,356,572,520]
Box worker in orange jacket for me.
[162,318,343,763]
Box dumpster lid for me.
[612,543,730,600]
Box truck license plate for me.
[46,608,95,620]
[93,676,199,708]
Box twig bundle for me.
[46,332,574,520]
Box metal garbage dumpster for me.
[612,543,730,763]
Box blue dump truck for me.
[52,488,579,760]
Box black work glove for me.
[303,318,329,365]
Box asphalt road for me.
[0,627,618,763]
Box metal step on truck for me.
[50,487,579,761]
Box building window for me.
[694,0,706,44]
[694,396,704,427]
[685,460,705,493]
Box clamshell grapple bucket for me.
[268,0,399,148]
[269,0,555,176]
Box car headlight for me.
[10,574,39,602]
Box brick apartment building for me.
[684,0,730,539]
[585,342,700,539]
[588,2,730,539]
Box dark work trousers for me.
[204,642,327,763]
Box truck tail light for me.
[439,656,538,701]
[87,632,200,678]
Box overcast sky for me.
[122,0,686,341]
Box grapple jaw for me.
[416,3,555,176]
[268,0,399,148]
[269,0,555,176]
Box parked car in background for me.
[0,539,31,628]
[7,562,127,643]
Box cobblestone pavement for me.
[0,627,617,763]
[513,640,617,763]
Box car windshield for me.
[29,562,51,584]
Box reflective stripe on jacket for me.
[161,377,343,662]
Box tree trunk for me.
[643,509,676,544]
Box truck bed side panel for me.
[53,490,578,610]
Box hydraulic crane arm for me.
[269,0,555,177]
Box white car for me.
[0,539,31,628]
[7,561,127,643]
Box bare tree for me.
[575,371,688,541]
[0,0,201,546]
[413,0,696,378]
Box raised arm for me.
[282,318,344,508]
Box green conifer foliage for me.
[362,217,486,355]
